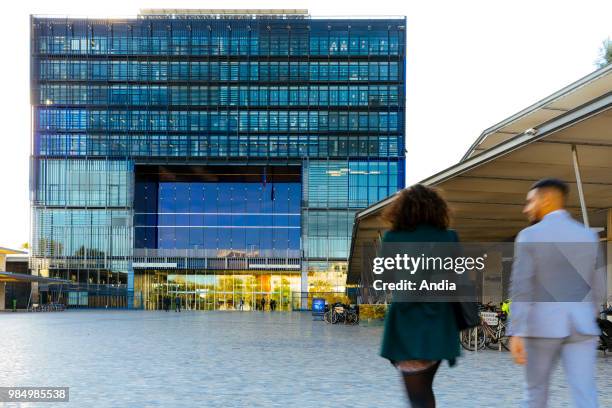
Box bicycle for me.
[482,311,509,351]
[460,307,509,351]
[460,326,486,351]
[323,303,359,325]
[324,308,338,324]
[346,309,359,325]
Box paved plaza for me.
[1,310,611,407]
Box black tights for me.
[401,361,440,408]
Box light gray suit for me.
[509,210,604,408]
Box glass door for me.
[216,275,235,310]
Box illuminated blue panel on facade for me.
[134,181,301,251]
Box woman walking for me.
[379,184,461,408]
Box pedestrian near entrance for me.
[175,296,181,312]
[261,297,266,311]
[379,185,461,408]
[509,178,603,408]
[239,298,244,311]
[163,296,170,312]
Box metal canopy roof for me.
[0,271,70,284]
[463,64,612,160]
[348,66,612,284]
[0,247,26,255]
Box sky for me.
[0,0,611,249]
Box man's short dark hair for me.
[530,178,569,197]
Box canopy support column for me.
[571,144,589,228]
[0,253,5,311]
[0,282,5,311]
[606,208,612,306]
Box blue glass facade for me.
[30,12,406,308]
[134,178,302,251]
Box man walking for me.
[509,178,604,408]
[175,296,181,313]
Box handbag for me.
[452,301,479,330]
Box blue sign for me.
[312,298,325,316]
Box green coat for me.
[379,225,461,366]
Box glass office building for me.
[30,9,406,310]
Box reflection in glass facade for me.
[30,10,406,308]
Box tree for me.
[309,279,333,293]
[74,245,106,258]
[596,38,612,69]
[38,238,63,256]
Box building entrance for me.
[135,270,301,311]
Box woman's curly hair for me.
[382,184,450,231]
